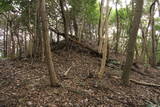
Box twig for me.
[64,66,72,76]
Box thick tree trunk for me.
[121,0,143,85]
[40,0,59,87]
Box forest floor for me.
[0,44,160,107]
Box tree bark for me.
[98,0,109,78]
[9,21,15,59]
[150,3,156,67]
[121,0,144,85]
[15,30,22,58]
[40,0,59,87]
[3,27,6,57]
[73,15,78,38]
[59,0,69,49]
[24,31,27,57]
[5,21,8,57]
[98,0,104,53]
[114,0,121,54]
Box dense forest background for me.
[0,0,160,106]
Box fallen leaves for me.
[0,49,160,106]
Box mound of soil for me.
[0,48,160,107]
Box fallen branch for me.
[111,76,160,88]
[130,79,160,88]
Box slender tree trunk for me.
[150,3,156,67]
[140,28,146,63]
[41,35,45,62]
[3,27,6,57]
[121,0,144,85]
[73,15,78,37]
[9,21,15,59]
[98,0,104,53]
[59,0,69,49]
[24,31,27,57]
[98,0,109,78]
[16,30,22,58]
[6,21,8,57]
[40,0,59,87]
[78,18,84,42]
[55,19,60,43]
[114,0,120,54]
[135,45,139,62]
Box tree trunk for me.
[121,0,144,85]
[140,28,146,63]
[78,18,84,42]
[114,0,120,54]
[9,21,15,59]
[6,21,8,57]
[98,0,104,53]
[40,0,59,87]
[15,30,22,58]
[59,0,69,49]
[24,31,27,57]
[150,3,156,67]
[73,15,78,37]
[98,0,109,78]
[3,27,6,57]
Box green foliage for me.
[109,8,132,23]
[0,0,14,12]
[69,0,99,24]
[109,7,132,36]
[146,102,160,107]
[155,18,160,31]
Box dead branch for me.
[130,79,160,87]
[112,76,160,88]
